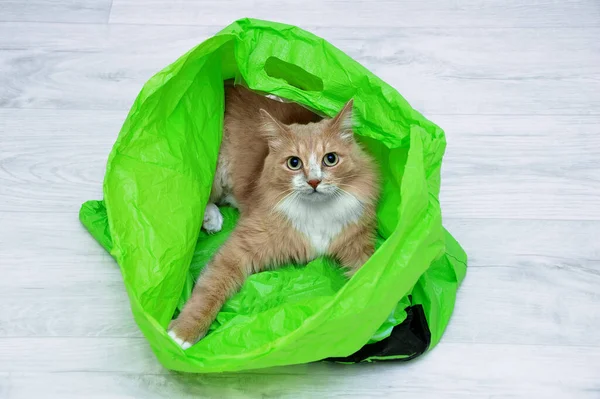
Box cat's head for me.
[259,100,376,205]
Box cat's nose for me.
[307,179,321,190]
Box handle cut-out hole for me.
[264,57,324,92]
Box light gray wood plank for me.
[438,115,600,181]
[442,218,600,270]
[0,255,120,286]
[0,0,112,24]
[0,210,114,266]
[0,109,121,213]
[0,337,161,373]
[2,110,599,220]
[0,373,8,399]
[446,263,600,347]
[1,343,599,397]
[438,114,600,220]
[0,288,140,338]
[329,27,600,117]
[0,24,598,115]
[0,23,210,111]
[108,0,600,28]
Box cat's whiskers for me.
[272,189,298,213]
[331,173,363,181]
[334,184,366,204]
[334,186,351,196]
[327,179,361,195]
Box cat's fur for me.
[168,85,379,349]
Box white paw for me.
[168,330,192,350]
[202,203,223,234]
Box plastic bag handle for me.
[263,56,324,92]
[234,23,349,115]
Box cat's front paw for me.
[168,317,209,350]
[202,203,223,234]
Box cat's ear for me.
[330,99,354,142]
[259,109,292,148]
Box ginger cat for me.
[168,85,379,348]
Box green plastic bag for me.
[79,18,467,373]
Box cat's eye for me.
[323,152,339,167]
[287,156,303,170]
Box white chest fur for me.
[277,193,364,255]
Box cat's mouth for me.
[301,190,323,196]
[298,188,335,202]
[292,181,339,202]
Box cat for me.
[168,85,379,349]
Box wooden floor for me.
[1,1,599,398]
